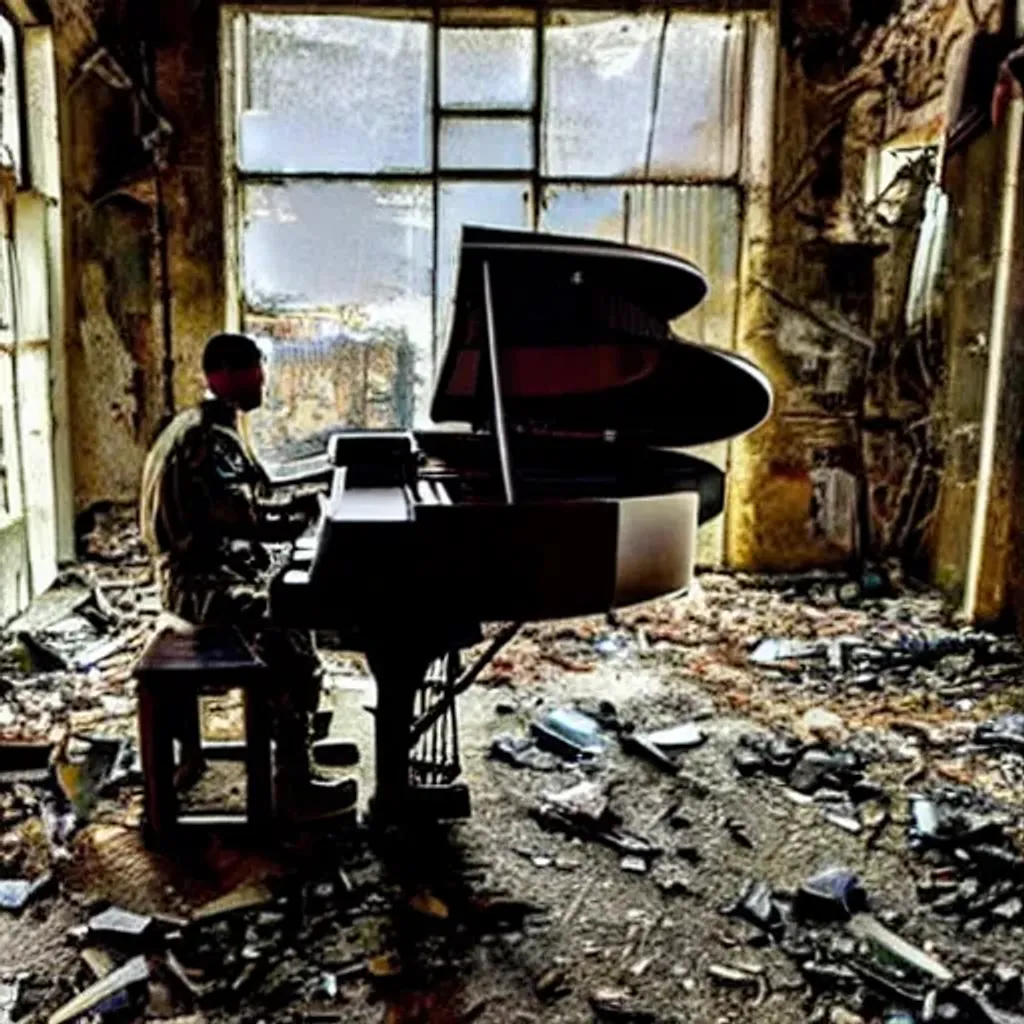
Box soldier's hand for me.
[291,492,323,524]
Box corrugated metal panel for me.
[539,182,741,352]
[627,184,742,568]
[626,184,740,352]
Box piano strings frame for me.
[406,621,521,790]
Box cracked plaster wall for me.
[729,0,1008,586]
[52,0,220,516]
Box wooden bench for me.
[134,619,273,845]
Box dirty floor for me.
[2,510,1024,1023]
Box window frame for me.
[220,5,768,427]
[0,7,66,611]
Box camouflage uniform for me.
[139,397,322,786]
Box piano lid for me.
[430,226,773,447]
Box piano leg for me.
[366,646,431,826]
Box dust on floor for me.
[1,509,1023,1023]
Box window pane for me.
[0,353,19,518]
[625,184,740,349]
[440,117,533,170]
[0,17,21,183]
[241,182,434,454]
[437,182,532,342]
[440,25,535,110]
[648,16,746,179]
[17,345,57,591]
[539,184,624,240]
[13,193,50,342]
[542,12,663,177]
[541,183,740,348]
[240,14,431,173]
[242,181,433,310]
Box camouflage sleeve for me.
[194,430,262,540]
[199,430,311,543]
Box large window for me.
[223,8,767,461]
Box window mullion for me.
[531,4,542,230]
[431,3,440,362]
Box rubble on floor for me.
[2,513,1024,1022]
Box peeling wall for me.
[730,0,1003,576]
[55,0,157,509]
[52,0,222,514]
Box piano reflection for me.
[270,225,772,825]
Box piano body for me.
[270,225,772,824]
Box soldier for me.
[139,332,354,823]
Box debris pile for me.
[2,515,1024,1023]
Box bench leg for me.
[177,692,202,757]
[138,683,178,842]
[244,688,274,829]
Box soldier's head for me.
[203,333,264,412]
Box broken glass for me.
[440,117,533,171]
[240,14,431,174]
[542,11,664,178]
[241,181,433,453]
[440,25,535,110]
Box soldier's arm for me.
[253,493,318,542]
[200,434,314,543]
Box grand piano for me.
[270,225,772,824]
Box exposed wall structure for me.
[52,0,220,514]
[730,0,1001,574]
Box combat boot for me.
[275,720,357,824]
[276,774,358,825]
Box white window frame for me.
[0,5,67,621]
